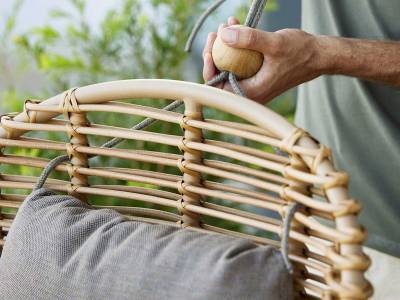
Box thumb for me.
[220,25,278,54]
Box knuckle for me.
[269,34,285,56]
[244,29,258,48]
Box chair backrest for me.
[0,79,372,299]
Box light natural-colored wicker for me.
[0,79,372,299]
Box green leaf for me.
[32,25,60,43]
[49,9,71,19]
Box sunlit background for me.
[0,0,300,115]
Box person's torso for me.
[296,0,400,257]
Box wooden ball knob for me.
[211,34,263,79]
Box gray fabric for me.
[296,0,400,257]
[0,188,293,300]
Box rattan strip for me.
[289,254,328,273]
[0,153,287,196]
[0,194,26,201]
[2,109,322,159]
[1,174,67,186]
[0,200,21,209]
[206,139,289,164]
[2,143,290,186]
[92,206,181,222]
[0,137,66,151]
[106,167,180,181]
[0,198,180,223]
[184,118,320,157]
[2,118,289,172]
[295,278,326,298]
[0,137,336,196]
[307,273,328,287]
[6,120,289,173]
[1,119,181,146]
[205,160,291,185]
[0,220,12,228]
[0,155,286,206]
[25,100,278,142]
[306,250,333,267]
[25,101,183,124]
[25,101,277,138]
[202,202,281,226]
[204,119,275,137]
[200,223,280,246]
[0,155,283,205]
[0,155,341,221]
[0,144,290,188]
[184,162,283,193]
[93,185,180,200]
[203,181,284,204]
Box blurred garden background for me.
[0,0,301,235]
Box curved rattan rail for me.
[0,79,372,299]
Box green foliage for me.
[9,0,207,93]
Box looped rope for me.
[59,88,80,119]
[23,99,41,123]
[281,202,303,273]
[0,114,16,139]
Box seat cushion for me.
[0,188,293,300]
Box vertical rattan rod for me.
[327,186,371,298]
[66,112,90,202]
[297,136,370,296]
[178,100,204,228]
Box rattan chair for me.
[0,79,372,299]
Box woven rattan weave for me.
[0,79,372,299]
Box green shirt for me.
[296,0,400,257]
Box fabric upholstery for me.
[0,188,293,300]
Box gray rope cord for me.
[228,72,245,97]
[281,202,303,273]
[33,155,70,191]
[34,0,295,272]
[184,0,226,52]
[244,0,268,28]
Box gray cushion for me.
[0,188,293,300]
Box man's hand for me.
[203,17,400,104]
[203,17,323,103]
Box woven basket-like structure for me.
[0,80,371,299]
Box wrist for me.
[313,35,342,75]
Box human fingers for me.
[227,16,240,26]
[220,25,282,55]
[202,32,217,59]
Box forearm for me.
[317,36,400,86]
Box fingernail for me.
[221,27,238,44]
